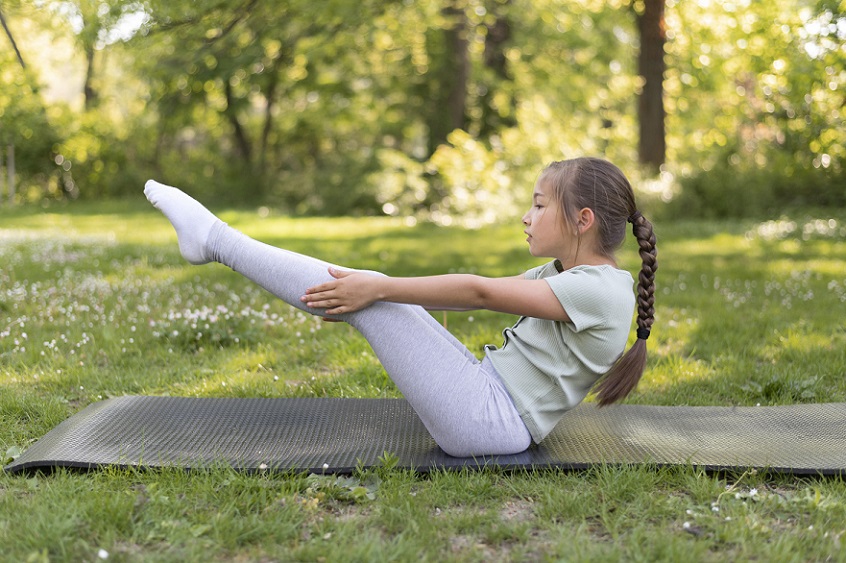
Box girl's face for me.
[522,181,574,260]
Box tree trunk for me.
[637,0,666,171]
[427,2,469,155]
[83,46,98,109]
[259,67,280,173]
[7,145,15,204]
[480,0,515,136]
[444,6,469,134]
[484,2,510,77]
[224,80,253,163]
[0,140,4,205]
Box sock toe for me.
[143,179,219,265]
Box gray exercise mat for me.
[5,396,846,475]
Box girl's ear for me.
[576,208,596,234]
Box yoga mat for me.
[5,396,846,475]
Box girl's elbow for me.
[473,279,499,309]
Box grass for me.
[2,199,846,561]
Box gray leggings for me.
[207,222,532,457]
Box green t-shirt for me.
[485,261,635,442]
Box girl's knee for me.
[434,429,531,458]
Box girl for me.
[144,157,657,458]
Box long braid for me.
[593,211,657,407]
[632,213,657,339]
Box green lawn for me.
[2,200,846,561]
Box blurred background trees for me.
[0,0,843,222]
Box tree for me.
[37,1,142,109]
[133,0,392,209]
[635,0,666,170]
[426,1,470,155]
[2,0,840,217]
[478,0,516,137]
[663,0,846,215]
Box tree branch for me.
[0,6,26,69]
[146,0,259,42]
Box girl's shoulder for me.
[534,261,633,284]
[552,262,634,301]
[525,260,564,279]
[566,263,634,280]
[547,264,636,330]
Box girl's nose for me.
[522,212,530,225]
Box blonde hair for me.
[539,158,657,406]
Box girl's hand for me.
[302,268,380,315]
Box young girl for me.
[144,157,657,458]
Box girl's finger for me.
[305,283,332,294]
[328,267,351,279]
[302,290,330,303]
[305,298,329,308]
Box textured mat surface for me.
[6,396,846,475]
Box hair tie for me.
[636,327,651,340]
[628,211,643,224]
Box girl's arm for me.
[421,272,528,312]
[302,268,571,322]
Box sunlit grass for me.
[3,203,846,560]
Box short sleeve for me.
[544,267,634,332]
[524,261,559,280]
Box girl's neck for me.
[557,229,616,270]
[557,253,617,271]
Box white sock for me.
[144,179,221,265]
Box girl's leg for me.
[144,181,531,457]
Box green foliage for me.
[303,472,381,504]
[0,0,843,218]
[739,375,821,403]
[0,49,61,201]
[668,147,846,219]
[52,110,149,199]
[663,0,845,217]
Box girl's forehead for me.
[533,180,554,197]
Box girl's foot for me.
[144,180,221,265]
